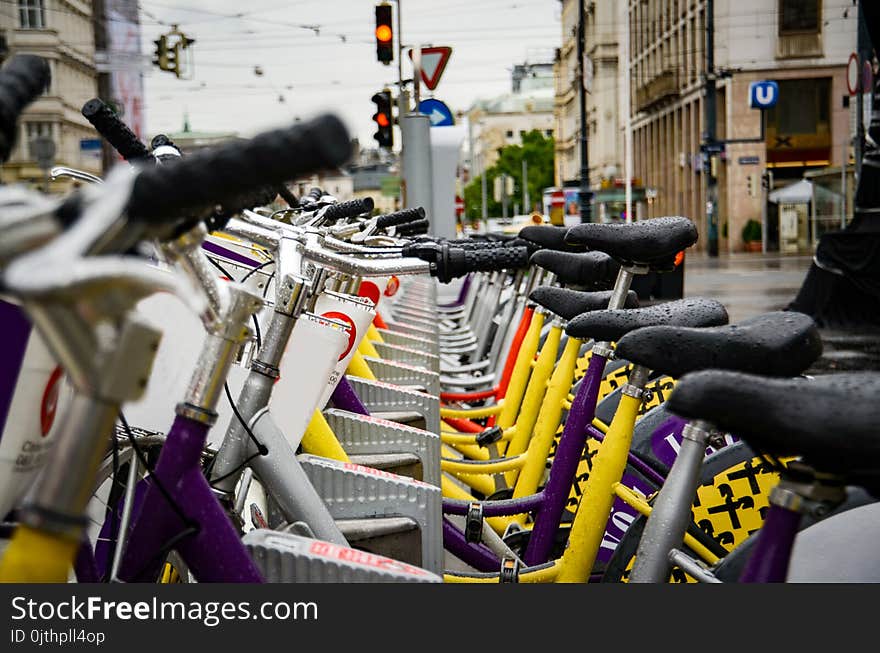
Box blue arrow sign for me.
[419,98,454,127]
[749,81,779,109]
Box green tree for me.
[463,129,555,220]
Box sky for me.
[136,0,563,148]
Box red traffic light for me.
[375,3,393,65]
[371,90,393,148]
[376,25,392,43]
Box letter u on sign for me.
[749,81,779,109]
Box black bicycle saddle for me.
[614,311,823,379]
[667,370,880,492]
[564,216,698,270]
[565,297,729,341]
[529,250,620,288]
[529,286,639,321]
[518,225,586,252]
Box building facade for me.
[554,1,650,224]
[627,0,857,253]
[0,0,102,191]
[466,61,555,181]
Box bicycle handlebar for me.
[81,98,151,163]
[304,187,324,203]
[402,241,531,283]
[277,184,299,208]
[299,234,430,277]
[376,207,425,230]
[0,55,52,163]
[320,197,374,222]
[125,113,352,226]
[395,218,430,237]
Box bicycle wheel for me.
[83,425,194,584]
[600,441,787,583]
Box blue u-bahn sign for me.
[749,81,779,109]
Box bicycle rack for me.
[297,454,443,575]
[371,341,440,373]
[374,328,439,356]
[361,355,441,396]
[345,376,440,435]
[380,320,438,341]
[323,408,441,487]
[242,529,441,582]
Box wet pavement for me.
[683,251,813,324]
[683,252,880,373]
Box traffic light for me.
[372,90,393,148]
[152,29,195,78]
[375,3,393,65]
[153,35,169,71]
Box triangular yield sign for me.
[408,46,452,91]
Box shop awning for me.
[768,179,813,205]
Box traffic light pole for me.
[703,0,719,257]
[400,112,433,214]
[577,0,592,223]
[382,2,433,220]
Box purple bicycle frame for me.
[737,503,801,582]
[331,347,671,572]
[86,415,264,583]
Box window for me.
[767,78,830,135]
[779,0,819,34]
[505,130,513,138]
[25,122,53,158]
[18,0,46,29]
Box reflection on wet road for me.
[684,252,813,324]
[683,252,880,371]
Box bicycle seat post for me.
[208,227,311,497]
[628,418,715,583]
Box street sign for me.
[848,52,860,95]
[407,46,452,90]
[80,138,102,162]
[454,195,464,217]
[749,80,779,109]
[738,155,760,165]
[418,98,454,126]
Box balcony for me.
[776,32,823,59]
[636,69,679,111]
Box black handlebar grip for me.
[443,239,507,250]
[375,206,425,230]
[214,184,280,218]
[303,187,324,203]
[441,245,530,282]
[277,184,299,208]
[395,218,430,237]
[0,54,52,163]
[81,98,151,162]
[321,197,374,222]
[126,113,352,225]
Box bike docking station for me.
[242,528,441,583]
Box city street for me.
[684,252,880,373]
[683,251,812,324]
